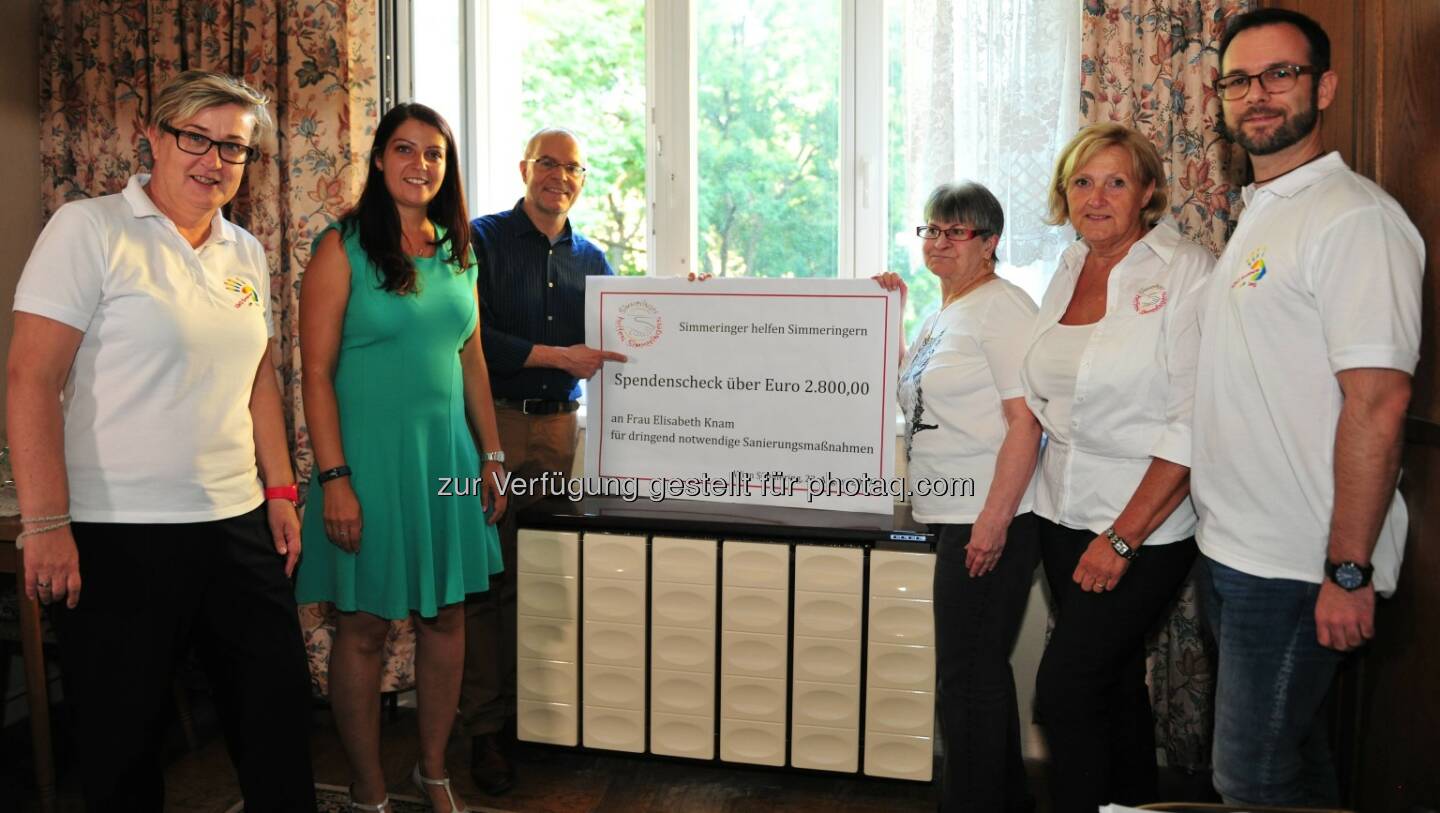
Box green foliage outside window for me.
[519,1,844,282]
[520,0,648,275]
[696,2,840,279]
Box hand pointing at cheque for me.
[529,343,628,379]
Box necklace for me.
[401,229,436,258]
[941,270,996,309]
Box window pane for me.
[697,2,841,278]
[886,0,1076,340]
[886,1,932,338]
[411,0,464,134]
[519,0,647,276]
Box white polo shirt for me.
[1020,220,1214,545]
[899,277,1038,524]
[1191,153,1423,595]
[14,174,274,523]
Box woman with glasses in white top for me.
[876,181,1042,812]
[8,71,315,810]
[1020,123,1214,812]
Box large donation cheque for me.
[584,277,899,513]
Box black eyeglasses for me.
[159,122,259,165]
[917,225,990,242]
[525,156,587,177]
[1213,64,1321,101]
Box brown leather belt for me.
[495,398,581,416]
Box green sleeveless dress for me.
[295,223,503,620]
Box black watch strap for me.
[317,465,352,484]
[1324,560,1374,591]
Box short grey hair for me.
[149,70,274,147]
[523,127,580,159]
[924,181,1005,257]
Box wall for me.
[1259,2,1440,808]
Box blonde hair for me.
[1045,123,1167,228]
[149,70,274,147]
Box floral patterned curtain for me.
[38,0,379,480]
[1079,0,1252,770]
[1080,0,1251,253]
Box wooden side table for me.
[0,514,57,813]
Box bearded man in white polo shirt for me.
[1191,9,1423,808]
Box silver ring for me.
[37,580,51,588]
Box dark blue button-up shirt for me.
[473,200,614,401]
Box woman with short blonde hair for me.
[1045,122,1169,229]
[8,70,314,810]
[1022,122,1212,811]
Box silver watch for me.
[1105,526,1138,561]
[480,450,506,464]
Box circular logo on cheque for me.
[616,300,663,348]
[1133,284,1168,315]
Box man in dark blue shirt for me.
[461,127,625,794]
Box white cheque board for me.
[584,277,899,513]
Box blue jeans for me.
[1200,556,1343,806]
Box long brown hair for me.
[343,103,472,294]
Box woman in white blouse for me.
[1021,123,1213,812]
[876,181,1042,812]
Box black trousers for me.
[49,506,317,811]
[1033,517,1196,813]
[933,513,1040,813]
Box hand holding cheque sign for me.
[584,277,900,513]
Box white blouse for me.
[1020,220,1214,545]
[1024,322,1095,447]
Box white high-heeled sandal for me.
[411,763,468,813]
[347,786,392,812]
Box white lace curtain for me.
[901,0,1080,281]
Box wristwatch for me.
[1104,527,1138,561]
[481,450,506,464]
[1325,560,1374,591]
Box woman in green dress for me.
[297,102,504,813]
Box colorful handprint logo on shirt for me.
[1231,248,1268,289]
[224,277,261,308]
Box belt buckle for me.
[521,398,544,415]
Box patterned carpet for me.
[226,783,517,812]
